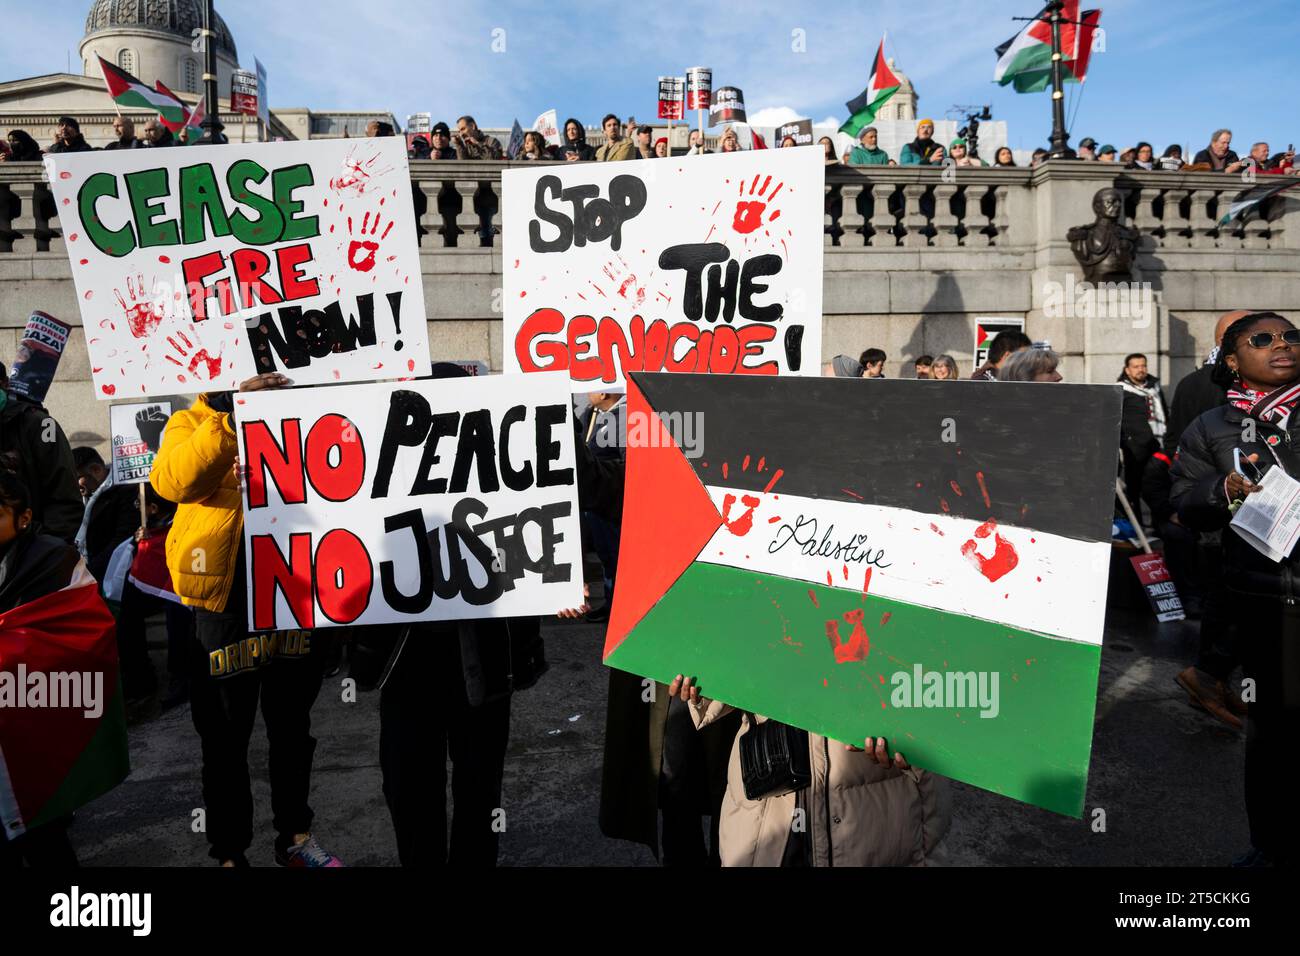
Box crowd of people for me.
[830,120,1299,173]
[7,112,1293,179]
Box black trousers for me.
[189,601,326,863]
[379,631,511,866]
[0,817,77,869]
[659,695,722,866]
[1238,595,1300,863]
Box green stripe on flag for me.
[606,561,1100,817]
[28,676,129,828]
[838,85,900,138]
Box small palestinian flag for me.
[96,54,188,127]
[153,79,203,142]
[605,373,1121,817]
[0,544,128,835]
[1218,177,1300,226]
[994,2,1102,93]
[839,37,900,138]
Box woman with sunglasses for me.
[1170,311,1300,866]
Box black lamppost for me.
[1046,0,1075,159]
[196,0,226,145]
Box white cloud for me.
[746,106,805,128]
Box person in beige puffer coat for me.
[668,675,951,867]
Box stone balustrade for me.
[5,160,1289,254]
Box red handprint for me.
[114,274,166,338]
[960,519,1020,583]
[601,256,646,307]
[163,326,223,381]
[732,175,784,235]
[329,147,395,198]
[346,210,395,273]
[720,493,761,536]
[825,608,870,663]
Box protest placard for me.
[776,119,814,146]
[657,77,685,120]
[108,400,173,485]
[6,311,71,404]
[235,372,583,631]
[708,87,746,126]
[685,66,712,110]
[44,138,430,400]
[230,70,258,116]
[974,316,1025,371]
[533,110,561,147]
[605,373,1123,817]
[502,147,823,389]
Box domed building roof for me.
[84,0,237,60]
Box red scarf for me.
[1227,381,1300,428]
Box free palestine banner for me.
[605,373,1122,817]
[503,147,824,389]
[235,372,583,632]
[44,137,430,400]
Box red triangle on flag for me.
[872,40,899,91]
[604,375,722,660]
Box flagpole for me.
[1046,0,1075,159]
[196,0,226,145]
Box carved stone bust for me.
[1067,187,1138,283]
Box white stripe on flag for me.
[698,484,1108,646]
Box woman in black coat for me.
[1170,311,1300,866]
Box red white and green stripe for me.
[994,2,1102,93]
[0,557,128,834]
[156,79,204,142]
[605,372,1122,818]
[839,37,900,138]
[96,54,189,126]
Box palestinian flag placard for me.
[839,37,900,138]
[0,550,128,835]
[604,373,1121,817]
[95,54,188,126]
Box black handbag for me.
[739,716,811,801]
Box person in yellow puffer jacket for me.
[150,372,344,869]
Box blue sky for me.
[7,0,1298,155]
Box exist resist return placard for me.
[45,137,430,399]
[503,148,824,389]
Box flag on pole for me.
[839,37,901,138]
[178,91,206,144]
[152,80,192,135]
[95,54,188,126]
[506,119,525,159]
[994,2,1102,92]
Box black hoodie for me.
[558,118,596,161]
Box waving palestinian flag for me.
[0,538,128,836]
[839,37,900,138]
[605,373,1121,817]
[96,54,188,127]
[155,79,204,143]
[1218,177,1300,226]
[994,3,1102,93]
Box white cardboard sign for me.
[45,137,430,399]
[234,373,583,631]
[503,148,824,389]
